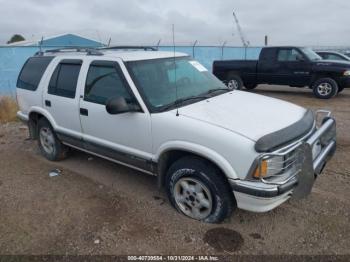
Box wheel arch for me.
[155,142,238,189]
[309,73,338,87]
[27,107,57,139]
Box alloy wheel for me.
[317,83,332,96]
[39,127,55,155]
[174,177,213,220]
[227,79,239,90]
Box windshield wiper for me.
[160,95,208,112]
[159,88,230,112]
[205,87,231,95]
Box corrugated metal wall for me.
[0,46,262,97]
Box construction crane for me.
[232,11,250,48]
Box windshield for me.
[126,57,228,112]
[301,47,322,61]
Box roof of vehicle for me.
[104,50,188,61]
[36,48,188,62]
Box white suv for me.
[16,47,336,223]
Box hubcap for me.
[227,79,239,90]
[174,177,213,220]
[39,127,55,154]
[317,83,332,96]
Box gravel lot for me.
[0,85,349,255]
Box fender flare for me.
[28,106,58,129]
[154,140,239,181]
[27,107,82,140]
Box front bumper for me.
[337,76,350,89]
[230,112,336,212]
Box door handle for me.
[80,108,88,116]
[45,100,51,107]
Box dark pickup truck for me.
[213,46,350,99]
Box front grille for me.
[257,142,304,184]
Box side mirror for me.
[106,97,140,115]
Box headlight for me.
[343,70,350,76]
[253,156,284,178]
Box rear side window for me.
[84,61,132,105]
[48,60,82,99]
[17,56,54,91]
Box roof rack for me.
[35,47,104,56]
[101,46,157,51]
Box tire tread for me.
[166,156,235,223]
[37,118,69,161]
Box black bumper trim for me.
[255,109,314,153]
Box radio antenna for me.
[172,24,179,117]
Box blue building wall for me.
[0,47,40,96]
[0,44,262,97]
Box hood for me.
[179,91,307,142]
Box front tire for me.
[166,156,235,223]
[38,118,69,161]
[312,78,338,99]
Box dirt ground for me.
[0,85,349,255]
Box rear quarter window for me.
[17,56,54,91]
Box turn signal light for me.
[253,160,268,178]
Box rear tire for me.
[37,118,69,161]
[226,74,243,90]
[312,78,338,99]
[165,156,235,223]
